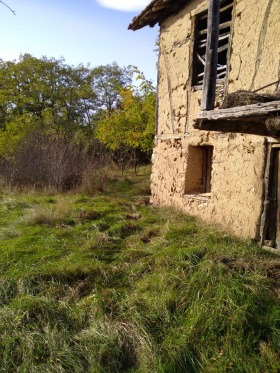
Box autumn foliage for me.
[0,55,156,189]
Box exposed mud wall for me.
[157,0,206,135]
[229,0,280,93]
[151,0,278,239]
[151,134,266,239]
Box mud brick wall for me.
[151,0,280,239]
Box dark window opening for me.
[192,0,234,86]
[185,145,213,194]
[264,149,280,248]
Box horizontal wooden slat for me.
[197,64,227,77]
[220,2,234,13]
[199,32,230,48]
[197,100,280,120]
[194,116,280,137]
[200,1,233,19]
[199,20,231,35]
[217,43,229,53]
[202,44,229,59]
[156,134,183,140]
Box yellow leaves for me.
[96,86,155,153]
[0,115,36,157]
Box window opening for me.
[192,0,234,86]
[185,145,213,194]
[264,148,280,248]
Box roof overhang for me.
[128,0,191,31]
[194,101,280,137]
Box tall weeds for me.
[0,132,115,193]
[0,172,279,372]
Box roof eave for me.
[128,0,190,31]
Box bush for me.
[0,132,113,192]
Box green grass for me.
[0,166,279,372]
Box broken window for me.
[185,145,213,194]
[192,0,234,87]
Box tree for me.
[0,54,153,172]
[97,72,156,172]
[90,62,133,115]
[0,55,96,154]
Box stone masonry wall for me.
[151,0,280,239]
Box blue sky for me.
[0,0,158,82]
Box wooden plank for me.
[155,42,161,136]
[217,43,229,53]
[259,142,272,246]
[265,149,279,245]
[201,1,233,19]
[206,147,213,193]
[276,151,280,248]
[262,246,280,255]
[163,50,175,133]
[194,118,280,136]
[198,64,226,77]
[195,78,226,86]
[202,44,230,58]
[199,32,230,48]
[217,71,227,78]
[201,0,220,111]
[199,20,231,35]
[155,134,183,140]
[152,3,170,12]
[220,2,234,13]
[198,100,280,120]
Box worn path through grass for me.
[0,167,279,372]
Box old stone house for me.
[129,0,280,248]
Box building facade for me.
[129,0,280,245]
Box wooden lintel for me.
[194,117,280,137]
[198,100,280,121]
[156,134,183,140]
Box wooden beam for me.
[199,31,230,48]
[262,246,280,255]
[155,38,161,136]
[163,50,175,134]
[195,119,261,135]
[201,2,233,20]
[194,117,280,137]
[199,20,231,35]
[201,0,220,111]
[156,134,183,140]
[259,141,272,246]
[198,100,280,121]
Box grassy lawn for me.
[0,167,279,372]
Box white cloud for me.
[96,0,150,12]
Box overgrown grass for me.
[0,166,279,372]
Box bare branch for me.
[0,1,16,15]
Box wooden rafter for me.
[128,0,189,31]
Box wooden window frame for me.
[202,146,213,193]
[185,145,214,195]
[192,0,234,89]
